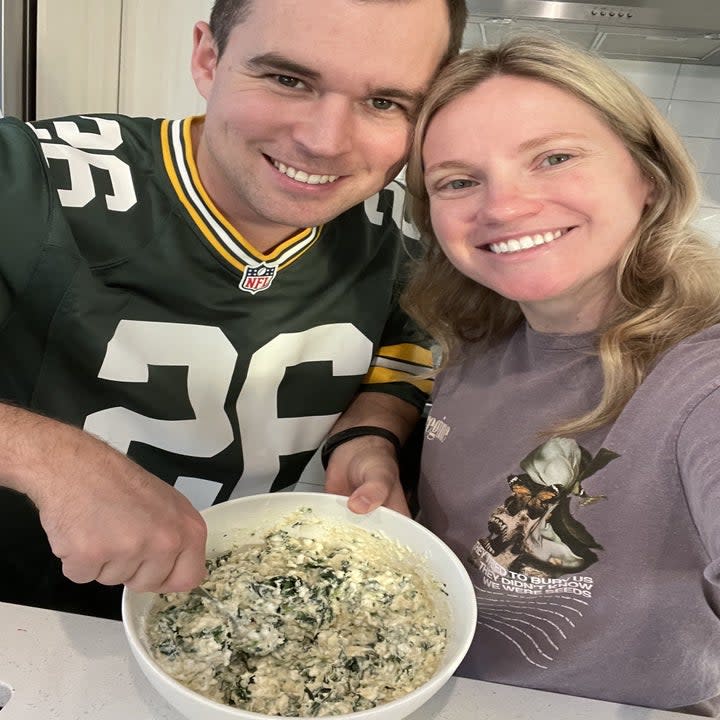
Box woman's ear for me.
[190,21,219,101]
[642,172,658,207]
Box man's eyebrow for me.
[247,52,322,82]
[371,86,424,106]
[246,52,423,105]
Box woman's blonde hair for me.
[403,34,720,435]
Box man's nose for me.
[292,94,354,158]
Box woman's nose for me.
[482,180,543,224]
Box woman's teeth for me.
[488,229,566,254]
[273,160,339,185]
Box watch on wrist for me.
[320,426,402,470]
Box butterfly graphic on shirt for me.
[470,438,617,578]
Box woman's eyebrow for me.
[424,159,470,175]
[517,131,588,153]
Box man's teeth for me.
[489,229,565,254]
[273,160,338,185]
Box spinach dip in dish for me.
[146,508,449,717]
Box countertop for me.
[0,601,694,719]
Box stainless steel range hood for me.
[464,0,720,65]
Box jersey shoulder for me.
[0,116,67,294]
[0,115,54,212]
[323,179,420,265]
[336,178,417,237]
[27,114,167,267]
[29,113,158,170]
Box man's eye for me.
[369,98,398,111]
[274,75,304,89]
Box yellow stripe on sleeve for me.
[377,343,433,369]
[362,366,433,394]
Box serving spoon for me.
[192,586,243,636]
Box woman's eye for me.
[274,75,304,89]
[543,153,573,167]
[444,178,477,190]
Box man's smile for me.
[269,156,340,185]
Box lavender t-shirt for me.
[419,322,720,715]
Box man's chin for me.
[269,174,397,227]
[274,197,365,228]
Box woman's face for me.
[422,74,654,332]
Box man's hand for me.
[1,405,207,593]
[36,457,208,593]
[322,392,422,517]
[324,433,411,516]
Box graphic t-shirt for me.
[419,322,720,714]
[0,114,432,617]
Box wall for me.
[35,0,213,120]
[118,0,214,118]
[36,0,121,118]
[607,59,720,244]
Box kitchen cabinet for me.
[118,0,213,118]
[36,0,212,120]
[36,0,122,119]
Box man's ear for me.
[191,21,219,100]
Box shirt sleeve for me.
[0,117,56,323]
[677,384,720,592]
[358,205,434,410]
[359,302,434,410]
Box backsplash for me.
[607,59,720,244]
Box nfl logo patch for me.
[239,263,276,294]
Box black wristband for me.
[321,426,402,470]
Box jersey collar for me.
[160,117,320,274]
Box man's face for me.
[192,0,450,250]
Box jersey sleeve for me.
[358,227,434,411]
[677,384,720,593]
[0,118,57,323]
[359,308,433,410]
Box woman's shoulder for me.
[645,323,720,397]
[660,323,720,362]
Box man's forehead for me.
[228,0,450,83]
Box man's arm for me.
[0,403,207,592]
[323,391,421,516]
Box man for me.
[0,0,467,618]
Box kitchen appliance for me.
[0,0,35,118]
[465,0,720,64]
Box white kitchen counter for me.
[0,601,692,719]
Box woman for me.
[403,35,720,715]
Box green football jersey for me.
[0,114,432,616]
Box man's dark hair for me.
[209,0,467,63]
